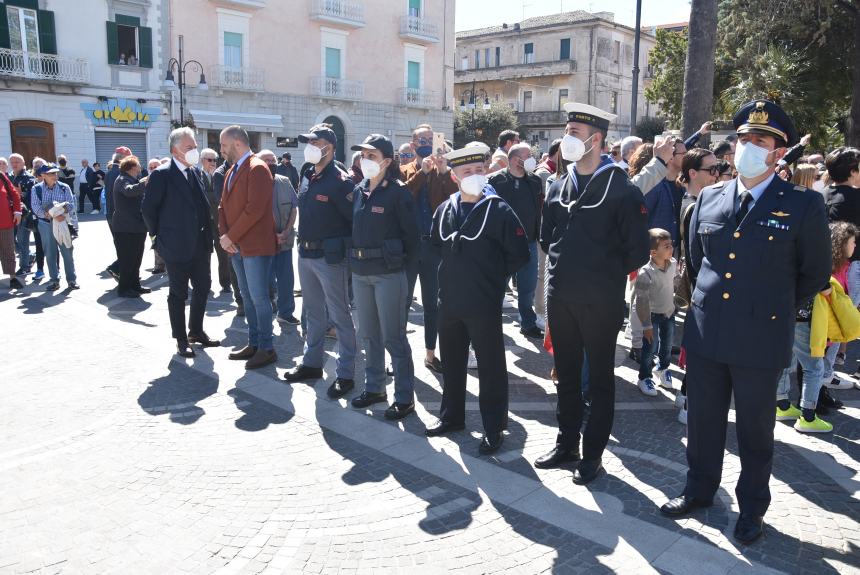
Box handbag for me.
[674,201,696,310]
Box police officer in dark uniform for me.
[283,125,358,399]
[347,134,419,419]
[534,103,650,484]
[660,100,831,544]
[425,143,530,454]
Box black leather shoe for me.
[572,459,604,485]
[384,402,415,420]
[351,391,387,408]
[176,339,195,358]
[534,446,581,469]
[628,348,641,362]
[188,332,220,347]
[520,325,544,339]
[283,364,323,382]
[733,513,764,544]
[327,378,354,399]
[425,419,466,437]
[133,286,152,294]
[818,387,843,410]
[479,432,504,454]
[660,495,714,516]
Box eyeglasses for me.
[696,166,720,176]
[203,158,217,163]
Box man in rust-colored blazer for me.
[218,124,278,369]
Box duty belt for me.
[299,240,323,250]
[350,247,383,260]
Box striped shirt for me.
[30,181,78,227]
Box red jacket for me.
[0,172,21,230]
[218,155,277,257]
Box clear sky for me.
[455,0,692,31]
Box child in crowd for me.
[633,228,677,397]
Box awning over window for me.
[188,109,284,132]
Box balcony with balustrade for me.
[0,48,89,85]
[207,65,265,92]
[399,15,439,43]
[311,76,364,102]
[398,87,437,109]
[310,0,365,28]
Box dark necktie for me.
[736,190,753,226]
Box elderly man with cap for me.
[534,102,650,484]
[659,100,831,544]
[30,163,80,291]
[347,134,419,419]
[283,124,358,399]
[425,142,530,455]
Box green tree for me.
[644,29,688,130]
[634,116,666,142]
[453,103,521,149]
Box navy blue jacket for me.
[141,161,213,264]
[488,168,543,242]
[296,160,354,259]
[350,176,419,276]
[541,157,650,307]
[645,178,684,243]
[105,165,121,220]
[431,190,530,318]
[684,176,831,369]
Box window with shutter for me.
[0,4,10,50]
[105,21,118,63]
[138,26,152,68]
[36,9,55,54]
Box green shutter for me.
[408,0,420,16]
[106,20,118,63]
[325,47,340,78]
[407,61,420,90]
[0,4,9,50]
[36,9,54,54]
[115,14,140,27]
[7,0,37,9]
[138,25,152,68]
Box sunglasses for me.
[697,166,720,176]
[400,153,415,159]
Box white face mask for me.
[812,180,826,193]
[734,140,773,179]
[303,144,325,165]
[459,174,487,197]
[523,157,537,172]
[560,134,593,162]
[359,157,382,179]
[184,148,200,166]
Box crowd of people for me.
[2,96,859,545]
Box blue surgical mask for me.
[416,145,433,158]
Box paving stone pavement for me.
[1,215,859,575]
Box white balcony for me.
[0,48,89,84]
[311,76,364,101]
[207,65,265,92]
[310,0,365,28]
[399,87,437,109]
[399,15,439,43]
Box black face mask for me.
[268,164,278,177]
[58,160,66,166]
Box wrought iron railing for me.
[0,48,89,83]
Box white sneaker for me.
[535,314,546,330]
[825,377,853,390]
[89,209,99,215]
[637,378,658,397]
[675,393,686,409]
[655,369,673,389]
[467,349,478,369]
[678,408,687,425]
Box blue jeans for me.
[270,249,295,319]
[406,237,441,351]
[776,322,826,409]
[848,261,860,306]
[231,251,274,351]
[37,219,75,283]
[638,312,674,380]
[513,241,539,329]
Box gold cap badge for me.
[748,101,769,125]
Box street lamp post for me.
[163,34,207,126]
[630,0,643,136]
[459,80,491,140]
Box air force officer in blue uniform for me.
[660,101,831,544]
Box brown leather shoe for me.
[245,348,277,370]
[228,345,257,360]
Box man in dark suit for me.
[276,152,299,190]
[660,100,831,543]
[141,128,220,358]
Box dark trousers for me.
[683,350,781,516]
[214,239,241,300]
[547,296,624,461]
[106,219,119,274]
[438,308,508,434]
[78,183,100,212]
[164,243,211,340]
[406,237,441,350]
[114,231,146,291]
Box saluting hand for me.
[800,133,812,147]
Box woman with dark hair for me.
[112,155,151,298]
[347,134,419,420]
[627,143,655,179]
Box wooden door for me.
[10,120,55,165]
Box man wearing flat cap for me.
[534,102,650,484]
[425,142,530,455]
[660,100,831,544]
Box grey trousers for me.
[353,271,415,404]
[298,256,356,379]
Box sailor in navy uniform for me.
[424,143,530,455]
[533,102,650,484]
[660,100,831,544]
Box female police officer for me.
[348,134,420,419]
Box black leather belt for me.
[350,247,383,260]
[299,240,323,250]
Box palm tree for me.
[681,0,718,144]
